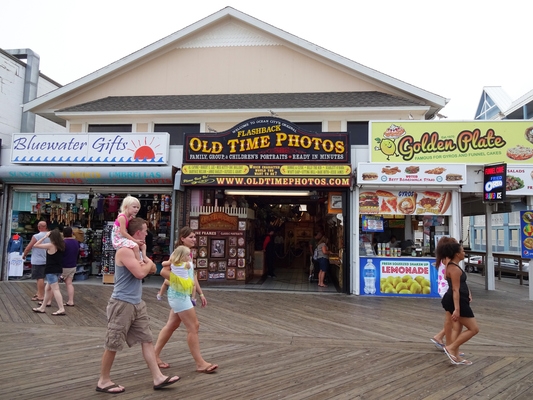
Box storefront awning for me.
[0,165,176,185]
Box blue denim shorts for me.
[45,273,61,284]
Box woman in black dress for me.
[440,240,479,365]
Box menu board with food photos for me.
[520,211,533,259]
[357,163,466,185]
[359,190,452,216]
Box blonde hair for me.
[169,245,191,268]
[120,195,140,213]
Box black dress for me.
[441,262,474,318]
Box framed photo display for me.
[210,239,226,258]
[198,269,207,280]
[236,269,246,280]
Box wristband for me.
[199,294,205,297]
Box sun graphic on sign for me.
[128,137,163,160]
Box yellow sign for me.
[371,121,533,164]
[182,165,250,175]
[280,165,351,175]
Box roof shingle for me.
[57,91,425,113]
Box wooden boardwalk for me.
[0,273,532,399]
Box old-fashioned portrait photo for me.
[198,269,207,280]
[229,236,237,246]
[236,269,246,280]
[227,267,236,279]
[198,236,207,246]
[210,239,226,258]
[218,261,227,272]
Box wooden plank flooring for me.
[0,273,532,399]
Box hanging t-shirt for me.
[107,195,119,213]
[8,236,24,254]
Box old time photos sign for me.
[183,117,349,163]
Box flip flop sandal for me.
[443,347,458,365]
[153,376,180,390]
[38,302,51,307]
[430,338,445,350]
[95,384,125,393]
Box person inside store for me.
[439,239,479,365]
[154,226,216,373]
[22,221,49,302]
[388,235,400,248]
[31,229,66,316]
[316,236,330,287]
[263,228,276,278]
[96,218,180,394]
[309,231,323,281]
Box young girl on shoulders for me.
[111,195,145,264]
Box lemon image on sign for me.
[374,138,397,160]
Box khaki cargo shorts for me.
[104,298,152,351]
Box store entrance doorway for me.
[232,189,345,293]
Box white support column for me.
[485,203,495,290]
[352,187,360,295]
[526,196,533,300]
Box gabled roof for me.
[474,87,512,120]
[56,92,425,114]
[505,89,533,118]
[24,7,447,117]
[475,86,533,120]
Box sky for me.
[2,0,532,120]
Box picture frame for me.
[197,269,207,281]
[226,267,236,279]
[236,269,246,280]
[228,258,237,267]
[218,261,227,272]
[229,237,237,246]
[238,220,246,231]
[237,248,245,258]
[198,236,207,246]
[199,247,208,258]
[208,261,217,272]
[190,219,199,230]
[210,239,226,258]
[197,258,208,269]
[328,192,343,214]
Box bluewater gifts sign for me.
[11,133,169,164]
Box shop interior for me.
[196,189,346,292]
[360,214,450,257]
[9,190,172,282]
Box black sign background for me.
[183,117,349,163]
[483,163,506,203]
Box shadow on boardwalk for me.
[0,273,532,399]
